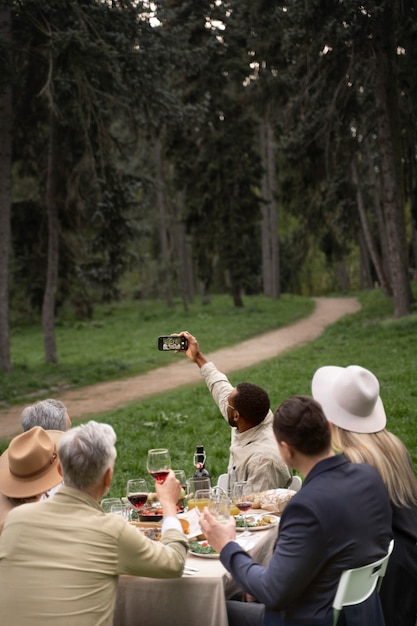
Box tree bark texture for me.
[373,12,411,316]
[351,158,392,297]
[0,8,12,371]
[153,136,174,308]
[42,109,60,364]
[259,116,280,299]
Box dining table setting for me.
[104,447,293,626]
[113,509,280,626]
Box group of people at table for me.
[0,330,416,626]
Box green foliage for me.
[0,294,313,404]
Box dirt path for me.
[0,296,360,439]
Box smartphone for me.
[158,336,188,351]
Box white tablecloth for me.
[113,521,278,626]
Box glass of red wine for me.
[232,481,253,536]
[126,478,148,520]
[146,448,171,484]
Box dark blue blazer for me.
[221,454,392,626]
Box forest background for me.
[0,0,417,376]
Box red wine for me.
[236,501,251,512]
[149,470,169,484]
[128,493,148,509]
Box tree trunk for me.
[259,115,280,298]
[42,109,60,364]
[153,136,174,308]
[358,231,373,289]
[0,8,12,372]
[334,258,349,292]
[373,11,411,316]
[351,158,392,297]
[364,139,391,283]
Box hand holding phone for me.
[158,336,188,351]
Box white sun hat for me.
[311,365,386,434]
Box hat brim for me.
[312,366,386,434]
[0,430,64,498]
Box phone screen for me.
[158,336,188,351]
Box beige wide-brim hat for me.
[312,365,386,434]
[0,427,63,498]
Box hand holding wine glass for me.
[147,448,171,484]
[232,481,253,536]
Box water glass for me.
[110,502,130,520]
[186,476,211,500]
[189,488,211,513]
[208,487,231,524]
[101,497,122,513]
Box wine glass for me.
[126,478,148,519]
[232,481,253,536]
[147,448,171,484]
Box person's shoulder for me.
[345,458,383,482]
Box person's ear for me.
[104,466,113,490]
[277,440,294,461]
[57,460,63,477]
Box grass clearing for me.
[1,294,313,405]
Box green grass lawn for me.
[2,289,417,500]
[1,293,313,405]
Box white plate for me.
[189,542,219,559]
[235,514,279,532]
[189,537,254,558]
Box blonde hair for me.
[331,425,417,508]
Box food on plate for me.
[140,507,163,517]
[246,488,295,513]
[143,527,161,541]
[235,514,278,529]
[179,518,190,534]
[189,540,218,556]
[145,491,185,513]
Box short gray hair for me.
[21,399,69,432]
[58,421,117,490]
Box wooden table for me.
[113,518,278,626]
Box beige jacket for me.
[200,362,291,492]
[0,492,15,534]
[0,485,188,626]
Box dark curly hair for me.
[273,395,331,456]
[234,382,270,426]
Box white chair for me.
[332,539,394,626]
[216,473,229,494]
[288,475,302,492]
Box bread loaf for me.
[247,488,296,513]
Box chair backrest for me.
[288,475,302,492]
[333,539,394,626]
[216,473,229,494]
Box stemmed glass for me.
[147,448,171,484]
[232,481,253,536]
[126,478,148,519]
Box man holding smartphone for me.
[178,331,291,493]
